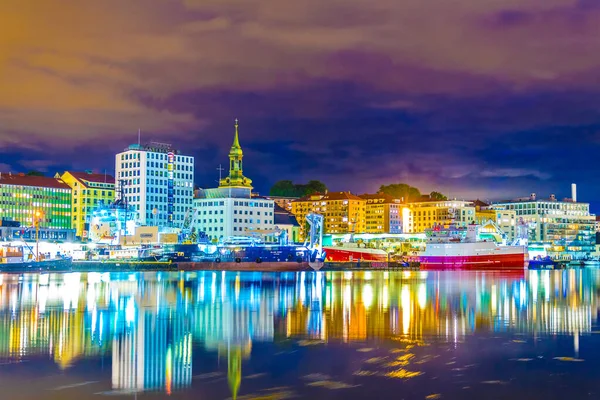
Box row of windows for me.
[74,190,111,197]
[0,186,70,194]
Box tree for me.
[25,170,45,177]
[269,180,328,197]
[429,191,448,201]
[379,183,421,202]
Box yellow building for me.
[359,193,403,234]
[402,200,476,233]
[291,191,365,238]
[59,171,115,239]
[473,200,518,242]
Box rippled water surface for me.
[0,269,599,399]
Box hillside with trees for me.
[269,180,328,197]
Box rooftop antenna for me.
[138,128,141,145]
[104,169,107,183]
[217,164,225,182]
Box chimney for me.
[572,183,577,202]
[530,193,536,201]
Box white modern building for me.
[193,120,275,242]
[115,142,194,227]
[194,188,275,242]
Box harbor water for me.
[0,269,599,399]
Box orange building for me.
[359,193,403,234]
[291,191,366,238]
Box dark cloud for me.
[2,0,600,209]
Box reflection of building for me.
[0,173,72,230]
[115,141,194,227]
[59,171,115,239]
[112,306,192,392]
[292,192,366,238]
[0,268,599,396]
[493,192,596,259]
[402,200,476,233]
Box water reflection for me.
[0,269,597,397]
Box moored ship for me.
[323,243,389,262]
[419,223,528,270]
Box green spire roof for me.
[230,118,242,156]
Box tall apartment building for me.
[59,171,115,239]
[402,200,476,233]
[359,193,403,234]
[193,120,275,241]
[291,191,366,238]
[0,173,72,230]
[115,142,194,227]
[493,191,595,259]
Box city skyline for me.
[2,1,600,203]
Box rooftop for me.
[125,141,181,154]
[359,192,401,203]
[0,173,70,190]
[67,171,115,185]
[274,204,300,227]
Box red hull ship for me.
[323,244,388,262]
[419,222,528,271]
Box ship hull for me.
[0,258,73,273]
[419,242,527,270]
[420,253,526,270]
[324,247,388,262]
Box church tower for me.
[219,118,253,189]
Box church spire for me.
[219,118,253,189]
[231,118,241,151]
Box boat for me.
[323,242,389,262]
[527,256,556,269]
[0,244,72,272]
[419,223,528,270]
[161,241,324,271]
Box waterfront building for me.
[115,141,194,227]
[0,173,72,230]
[58,171,115,239]
[264,195,297,212]
[291,191,366,239]
[473,200,518,242]
[193,120,274,242]
[359,193,403,234]
[492,191,595,259]
[274,204,301,243]
[401,200,476,233]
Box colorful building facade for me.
[115,142,194,227]
[291,191,366,238]
[359,193,403,234]
[401,200,476,233]
[492,196,596,259]
[59,171,115,239]
[0,174,72,230]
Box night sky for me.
[2,0,600,206]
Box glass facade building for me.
[0,174,72,230]
[492,199,596,259]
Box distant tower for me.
[219,119,253,189]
